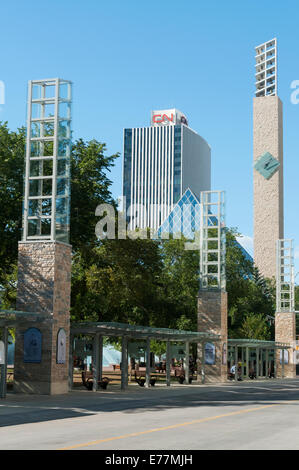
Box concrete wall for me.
[253,95,284,279]
[182,125,211,201]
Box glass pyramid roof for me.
[155,188,201,240]
[154,187,253,263]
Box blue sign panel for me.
[205,343,216,365]
[24,328,42,363]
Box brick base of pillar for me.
[14,241,71,395]
[197,290,228,383]
[275,312,296,378]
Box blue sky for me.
[1,0,299,272]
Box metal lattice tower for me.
[200,190,226,291]
[23,78,72,243]
[276,239,295,313]
[255,38,277,97]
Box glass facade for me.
[123,124,180,230]
[23,78,72,243]
[122,114,210,232]
[156,188,200,239]
[173,125,181,204]
[123,129,132,211]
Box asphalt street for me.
[1,379,299,450]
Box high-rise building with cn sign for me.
[123,108,211,231]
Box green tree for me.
[71,228,275,342]
[0,122,119,308]
[0,122,25,291]
[226,229,275,339]
[71,235,201,331]
[71,236,164,325]
[158,237,199,331]
[70,139,118,251]
[236,313,272,340]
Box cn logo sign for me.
[153,113,174,124]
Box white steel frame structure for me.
[23,78,72,243]
[255,38,277,97]
[200,190,226,290]
[276,239,295,313]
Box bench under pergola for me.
[70,321,221,390]
[228,338,291,381]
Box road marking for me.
[59,403,278,450]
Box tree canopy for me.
[71,230,276,340]
[0,123,25,289]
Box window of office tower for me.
[173,125,181,204]
[124,129,132,209]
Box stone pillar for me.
[14,241,72,394]
[245,347,249,379]
[184,341,190,384]
[145,337,151,388]
[275,312,296,378]
[197,290,228,383]
[166,341,171,387]
[253,96,284,279]
[121,336,128,390]
[201,342,205,384]
[0,327,8,398]
[92,333,100,392]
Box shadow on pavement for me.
[1,379,299,428]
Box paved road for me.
[1,379,299,450]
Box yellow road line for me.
[58,403,278,450]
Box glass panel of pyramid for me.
[155,188,201,240]
[154,188,253,264]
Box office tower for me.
[123,109,211,231]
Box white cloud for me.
[236,235,253,256]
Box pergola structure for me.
[70,321,220,390]
[228,338,290,381]
[1,316,291,398]
[0,310,50,398]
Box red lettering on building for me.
[153,113,174,124]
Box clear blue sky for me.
[1,0,299,272]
